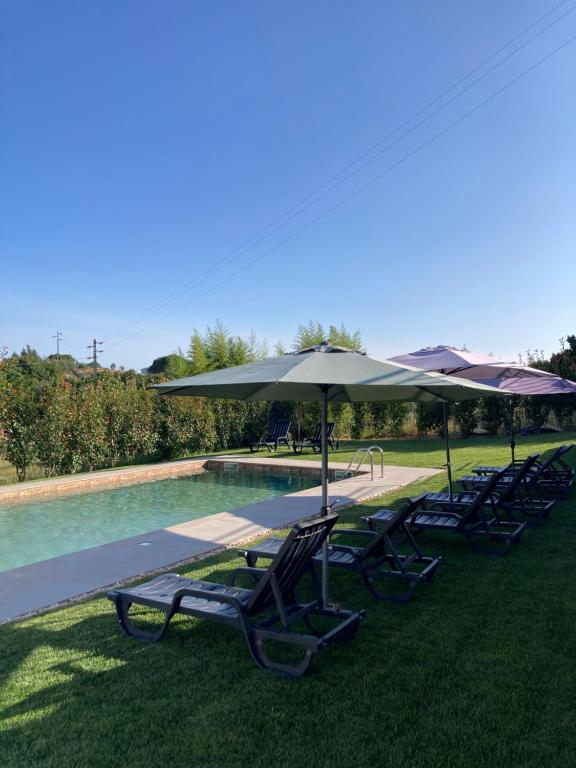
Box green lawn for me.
[230,430,576,473]
[1,435,575,768]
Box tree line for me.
[1,328,574,482]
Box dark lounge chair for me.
[248,420,291,452]
[472,444,574,498]
[406,471,526,556]
[414,456,539,510]
[240,498,442,603]
[108,514,365,678]
[461,453,556,524]
[532,444,574,496]
[292,422,338,454]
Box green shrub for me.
[0,378,39,481]
[155,396,216,459]
[477,398,506,435]
[521,396,551,430]
[416,403,445,436]
[351,403,367,439]
[453,400,479,437]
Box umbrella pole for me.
[442,402,453,500]
[320,385,330,606]
[510,396,516,463]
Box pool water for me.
[0,470,317,572]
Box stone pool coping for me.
[0,457,210,502]
[0,456,441,624]
[0,455,344,503]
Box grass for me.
[229,430,576,471]
[1,434,575,768]
[0,460,45,485]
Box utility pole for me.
[87,338,104,379]
[53,331,63,357]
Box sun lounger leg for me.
[110,592,179,642]
[245,627,318,678]
[360,570,419,603]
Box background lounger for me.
[248,420,291,452]
[292,422,338,454]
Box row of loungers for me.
[108,443,574,678]
[248,420,338,453]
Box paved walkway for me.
[0,457,440,624]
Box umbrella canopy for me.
[389,345,576,466]
[389,345,576,395]
[390,345,505,372]
[447,364,576,396]
[154,343,508,604]
[154,343,509,403]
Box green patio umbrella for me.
[153,342,507,603]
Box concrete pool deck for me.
[0,456,441,624]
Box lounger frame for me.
[292,422,338,454]
[408,472,526,556]
[241,497,442,603]
[109,514,365,678]
[248,420,291,452]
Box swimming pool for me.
[0,470,318,572]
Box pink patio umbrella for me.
[389,346,576,491]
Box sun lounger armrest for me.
[415,509,467,523]
[326,543,362,562]
[421,496,470,510]
[228,567,266,586]
[330,528,379,540]
[172,586,245,613]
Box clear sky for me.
[1,0,575,369]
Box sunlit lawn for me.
[232,429,576,474]
[1,434,575,768]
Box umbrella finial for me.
[295,341,364,355]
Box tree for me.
[521,397,551,430]
[453,400,479,437]
[547,336,576,380]
[75,382,108,470]
[274,341,287,356]
[0,374,39,481]
[149,354,190,378]
[188,330,209,374]
[292,321,363,352]
[155,396,216,459]
[292,321,326,350]
[47,354,78,373]
[351,403,367,439]
[36,383,73,476]
[204,321,228,369]
[477,398,506,436]
[416,403,445,436]
[368,402,388,438]
[387,402,409,438]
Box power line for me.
[102,0,574,344]
[106,33,576,352]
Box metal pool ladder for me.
[345,445,384,480]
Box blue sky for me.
[1,0,575,369]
